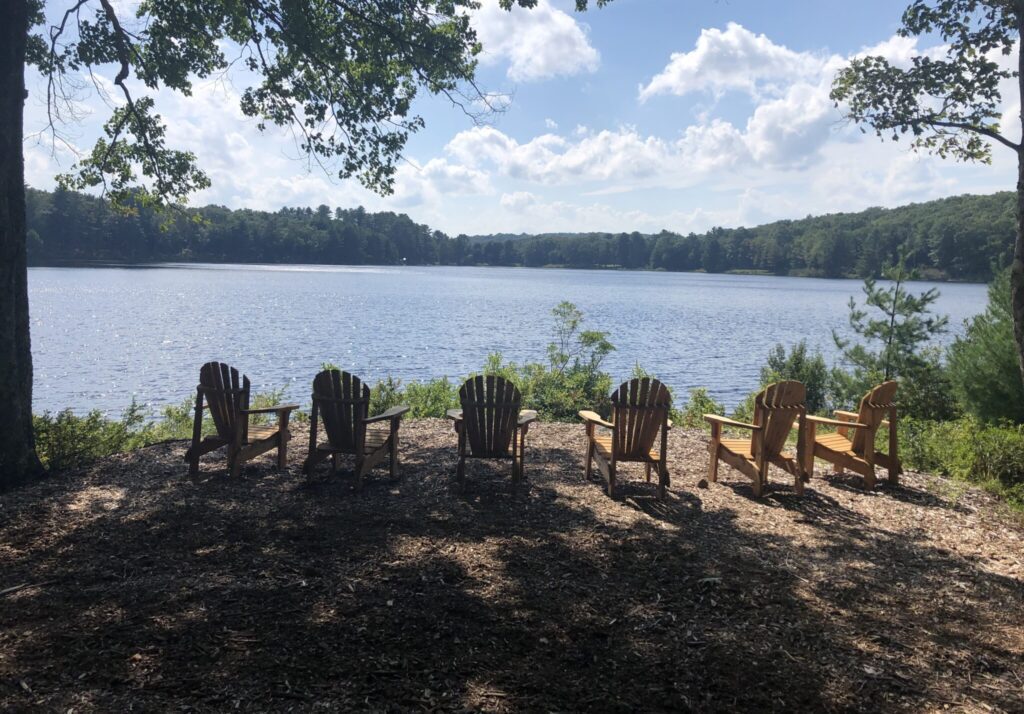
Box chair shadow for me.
[822,471,969,512]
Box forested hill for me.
[27,187,1014,281]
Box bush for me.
[680,388,725,430]
[900,416,1024,507]
[33,401,156,471]
[761,340,831,414]
[895,349,960,422]
[947,268,1024,423]
[366,376,459,418]
[368,376,406,415]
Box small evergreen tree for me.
[832,260,955,419]
[948,268,1024,423]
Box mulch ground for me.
[2,419,1023,712]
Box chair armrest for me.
[579,410,613,429]
[364,405,410,423]
[240,404,300,415]
[704,414,761,430]
[445,408,463,421]
[807,415,869,429]
[518,409,539,426]
[834,410,860,421]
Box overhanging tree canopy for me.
[830,0,1024,386]
[0,0,610,487]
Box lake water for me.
[28,264,989,416]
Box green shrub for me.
[680,388,725,430]
[761,340,831,414]
[895,349,960,422]
[730,391,757,424]
[368,376,406,415]
[900,416,1024,508]
[947,268,1024,423]
[33,401,156,471]
[404,378,459,417]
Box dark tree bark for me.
[0,0,43,488]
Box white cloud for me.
[446,125,674,184]
[638,22,824,101]
[472,0,599,82]
[743,82,836,167]
[500,191,538,210]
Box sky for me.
[22,0,1022,236]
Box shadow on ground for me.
[1,420,1022,712]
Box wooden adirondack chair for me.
[446,375,538,484]
[805,380,901,488]
[579,377,672,499]
[184,362,298,477]
[302,369,410,488]
[705,380,808,497]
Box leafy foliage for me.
[948,268,1024,423]
[900,416,1024,507]
[761,341,832,414]
[831,0,1020,163]
[679,388,725,430]
[31,0,586,204]
[33,401,155,471]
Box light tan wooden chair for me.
[446,375,537,484]
[705,380,808,497]
[579,377,672,499]
[185,362,298,477]
[303,369,409,488]
[806,380,901,488]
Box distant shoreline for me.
[27,259,988,284]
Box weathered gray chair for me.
[303,369,409,488]
[185,361,297,477]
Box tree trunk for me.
[0,0,43,488]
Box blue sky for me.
[23,0,1020,236]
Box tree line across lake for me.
[27,187,1014,281]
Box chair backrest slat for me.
[851,380,898,454]
[752,380,806,460]
[200,362,250,443]
[460,375,521,457]
[611,378,671,459]
[312,369,370,451]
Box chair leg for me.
[607,463,616,498]
[864,467,877,490]
[519,429,527,482]
[277,436,288,470]
[750,466,763,498]
[645,463,652,483]
[456,455,465,483]
[355,457,366,490]
[584,441,594,481]
[187,444,200,477]
[229,451,241,479]
[390,435,400,480]
[331,453,338,475]
[658,462,669,499]
[707,445,720,483]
